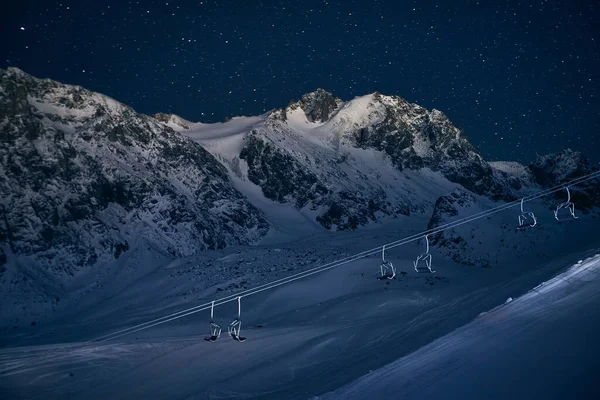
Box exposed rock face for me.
[239,133,329,208]
[488,161,536,193]
[0,68,268,274]
[236,122,420,230]
[427,189,476,229]
[528,149,599,210]
[330,93,506,198]
[179,90,597,232]
[529,149,592,185]
[232,91,516,231]
[238,129,413,230]
[296,88,341,123]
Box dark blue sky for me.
[1,0,598,163]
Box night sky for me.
[1,0,598,164]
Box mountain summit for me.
[292,88,341,123]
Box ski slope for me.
[320,254,600,400]
[1,219,599,399]
[2,166,600,399]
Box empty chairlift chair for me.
[518,198,537,229]
[414,235,435,273]
[228,296,247,342]
[204,301,222,342]
[378,244,396,280]
[554,187,578,221]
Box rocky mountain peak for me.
[1,67,133,136]
[153,113,191,130]
[292,88,341,122]
[529,149,592,185]
[5,67,28,76]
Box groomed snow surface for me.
[319,254,600,400]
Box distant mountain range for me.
[1,67,598,310]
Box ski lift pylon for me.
[554,187,578,221]
[378,244,396,280]
[228,296,247,342]
[518,198,537,229]
[414,235,435,273]
[204,300,222,342]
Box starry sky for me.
[1,0,598,163]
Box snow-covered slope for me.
[171,111,454,233]
[2,223,599,399]
[319,254,600,400]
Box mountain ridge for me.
[0,67,269,278]
[1,68,598,325]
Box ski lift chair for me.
[378,244,396,280]
[554,187,578,221]
[204,301,222,342]
[228,297,247,342]
[414,235,435,273]
[518,198,537,229]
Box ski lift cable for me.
[92,187,540,343]
[9,172,600,376]
[92,170,600,342]
[93,170,600,342]
[94,170,600,342]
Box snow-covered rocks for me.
[290,88,341,123]
[153,113,192,130]
[163,87,599,235]
[529,149,600,210]
[0,67,269,276]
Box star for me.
[0,0,596,163]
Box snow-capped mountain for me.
[157,89,599,269]
[0,67,268,279]
[278,90,507,196]
[162,89,597,236]
[2,71,599,400]
[1,70,598,326]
